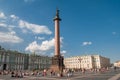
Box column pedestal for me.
[50,55,64,73]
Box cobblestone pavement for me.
[0,69,120,80]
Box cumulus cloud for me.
[0,32,23,43]
[0,12,23,43]
[19,20,52,34]
[0,12,52,35]
[0,12,6,19]
[61,50,67,54]
[0,11,54,53]
[25,41,40,52]
[82,41,92,46]
[25,37,63,54]
[61,50,67,56]
[10,15,19,20]
[0,23,7,27]
[25,38,54,53]
[40,38,54,51]
[35,36,45,40]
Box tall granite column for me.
[50,9,64,74]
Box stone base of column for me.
[50,55,64,74]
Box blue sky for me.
[0,0,120,63]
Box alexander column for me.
[50,9,64,75]
[54,9,61,56]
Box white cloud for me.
[40,38,55,51]
[61,50,67,54]
[38,37,45,40]
[0,32,23,43]
[0,12,52,35]
[25,41,40,52]
[40,37,63,51]
[0,23,7,27]
[0,12,23,43]
[0,11,54,52]
[25,38,54,53]
[19,20,52,34]
[25,37,63,54]
[10,30,16,35]
[61,50,67,56]
[0,12,6,19]
[35,36,45,40]
[10,15,19,20]
[82,41,92,46]
[60,37,64,43]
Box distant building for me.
[114,61,120,68]
[64,55,110,69]
[0,50,28,70]
[28,53,51,70]
[9,52,29,70]
[0,49,51,70]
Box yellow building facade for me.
[64,55,110,69]
[114,61,120,67]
